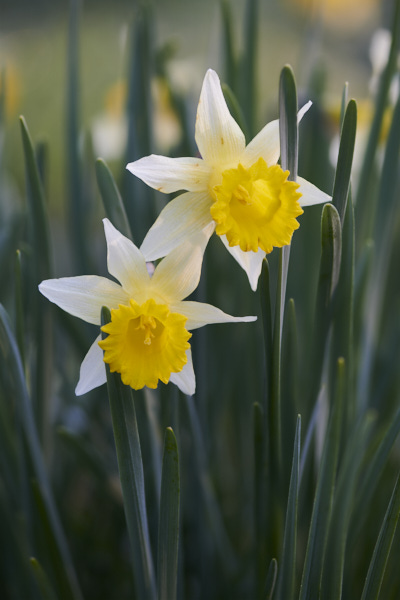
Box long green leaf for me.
[20,115,53,450]
[157,427,180,600]
[14,249,25,371]
[331,99,357,224]
[19,116,52,280]
[276,415,301,600]
[66,0,89,273]
[124,3,155,241]
[308,203,342,409]
[101,306,156,600]
[253,401,266,596]
[220,0,237,91]
[240,0,258,135]
[264,558,278,600]
[95,158,133,240]
[299,358,345,600]
[361,472,400,600]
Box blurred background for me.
[0,0,393,220]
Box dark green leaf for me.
[361,472,400,600]
[300,358,345,600]
[96,158,133,240]
[240,0,258,135]
[157,427,180,600]
[264,558,278,600]
[276,415,301,600]
[332,99,357,223]
[30,558,58,600]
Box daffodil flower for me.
[39,219,256,396]
[127,69,331,290]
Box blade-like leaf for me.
[95,158,133,241]
[240,0,258,135]
[308,203,342,409]
[220,0,237,92]
[332,99,357,224]
[20,115,53,450]
[19,116,52,281]
[157,427,180,600]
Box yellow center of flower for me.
[210,157,304,253]
[99,298,191,390]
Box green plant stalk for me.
[299,358,345,600]
[276,415,301,600]
[101,307,157,600]
[263,558,278,600]
[253,401,266,598]
[321,413,375,599]
[361,472,400,600]
[14,250,25,371]
[30,558,58,600]
[180,393,237,576]
[157,427,180,600]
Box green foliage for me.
[2,0,400,598]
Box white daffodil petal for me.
[242,102,312,169]
[140,191,214,261]
[195,69,245,167]
[297,177,332,207]
[103,218,150,294]
[169,349,196,395]
[219,235,266,291]
[126,155,211,193]
[172,300,257,330]
[151,224,214,303]
[75,336,106,395]
[39,275,128,325]
[298,101,312,123]
[242,119,280,168]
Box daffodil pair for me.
[40,68,330,396]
